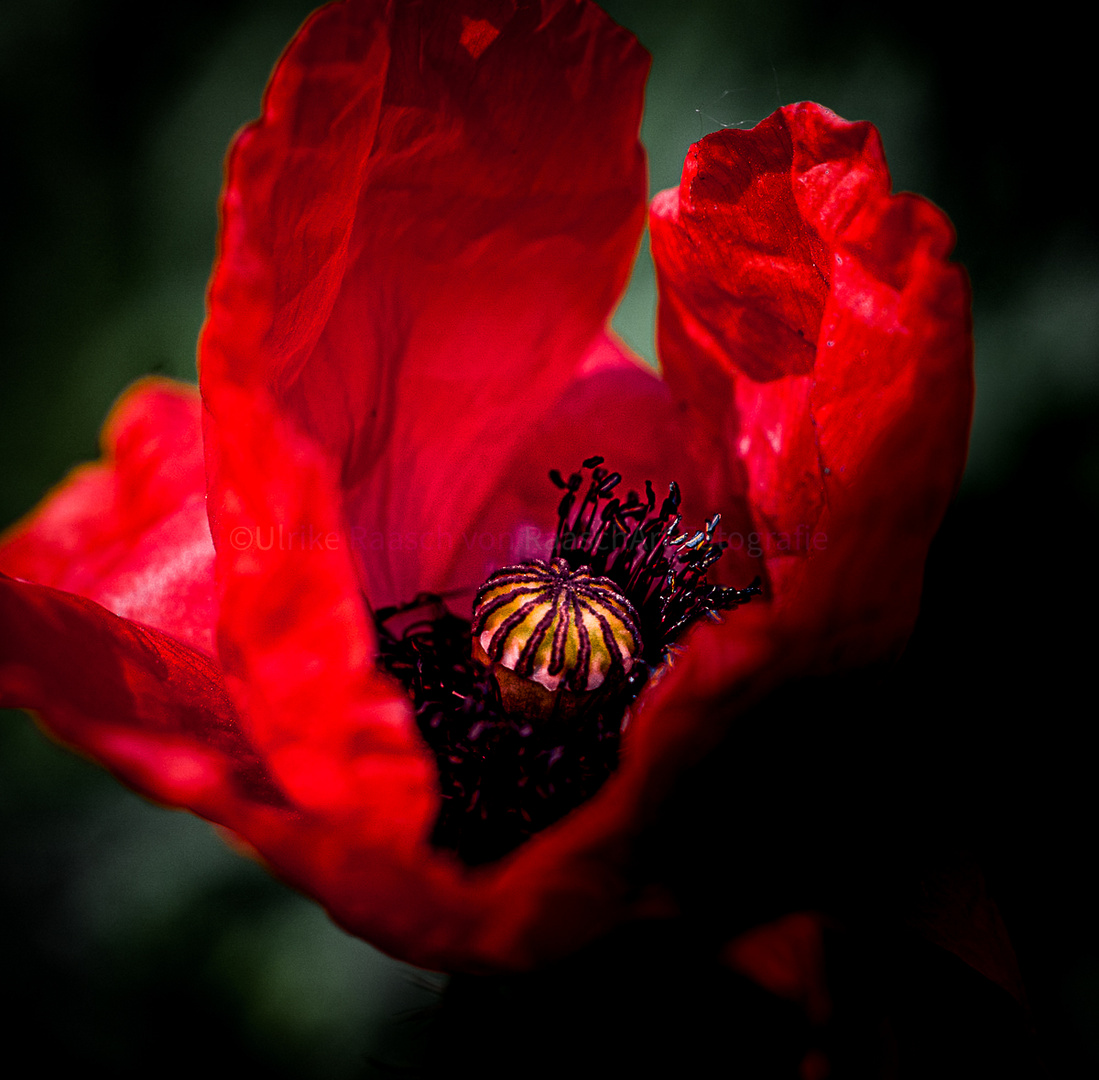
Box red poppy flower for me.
[0,0,971,976]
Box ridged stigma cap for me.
[472,558,642,693]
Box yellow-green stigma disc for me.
[472,557,642,695]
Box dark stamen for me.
[376,598,621,865]
[549,462,758,670]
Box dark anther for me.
[597,471,622,495]
[582,455,605,468]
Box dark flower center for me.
[375,457,760,866]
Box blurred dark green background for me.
[2,1,1095,1075]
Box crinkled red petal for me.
[0,574,279,813]
[650,102,973,669]
[209,380,438,829]
[201,0,650,609]
[0,379,217,656]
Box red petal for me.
[201,0,650,609]
[0,379,217,656]
[0,574,279,814]
[208,381,437,827]
[650,103,973,666]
